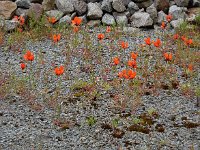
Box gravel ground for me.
[0,28,199,150]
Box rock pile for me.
[0,0,199,31]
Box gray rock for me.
[191,0,200,7]
[27,3,43,20]
[16,0,31,9]
[157,10,167,24]
[101,0,113,13]
[128,2,139,15]
[174,0,189,7]
[102,13,116,25]
[112,0,126,12]
[146,4,157,23]
[130,12,153,27]
[4,20,19,32]
[59,15,71,24]
[113,12,128,26]
[55,0,74,14]
[0,1,17,19]
[170,18,184,28]
[42,0,55,11]
[135,0,153,8]
[123,27,140,33]
[122,0,131,6]
[15,8,28,16]
[169,5,186,20]
[87,2,103,19]
[45,10,64,21]
[154,0,170,12]
[73,0,87,15]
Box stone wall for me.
[0,0,200,31]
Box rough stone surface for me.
[16,0,31,9]
[112,0,126,12]
[154,0,170,12]
[169,5,186,20]
[128,2,139,15]
[55,0,74,14]
[113,12,128,26]
[59,15,71,24]
[87,2,103,19]
[102,13,116,25]
[135,0,153,8]
[174,0,190,7]
[4,20,19,31]
[146,4,157,23]
[123,26,140,33]
[130,12,153,27]
[15,8,28,16]
[157,10,167,24]
[42,0,55,11]
[45,10,64,21]
[0,1,17,19]
[73,0,87,15]
[101,0,113,13]
[87,20,101,27]
[27,3,43,20]
[170,18,184,28]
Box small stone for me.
[112,0,126,13]
[102,13,116,25]
[87,3,103,19]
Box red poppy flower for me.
[185,39,193,46]
[106,26,111,33]
[19,16,25,26]
[128,60,137,68]
[164,52,172,61]
[144,37,151,45]
[181,35,187,42]
[118,71,123,78]
[24,50,34,61]
[127,69,136,79]
[188,64,193,71]
[173,34,179,40]
[166,14,172,22]
[20,63,26,70]
[72,17,82,26]
[98,33,105,40]
[53,34,61,43]
[113,57,120,65]
[161,22,166,29]
[73,26,79,33]
[120,41,128,49]
[54,65,64,76]
[48,17,56,24]
[154,39,161,47]
[131,52,138,60]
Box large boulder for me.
[130,12,153,27]
[0,1,17,19]
[4,20,19,32]
[27,3,43,20]
[146,4,157,23]
[135,0,153,8]
[170,18,184,28]
[128,2,139,15]
[154,0,170,12]
[113,12,128,26]
[112,0,126,12]
[169,5,186,20]
[102,13,116,25]
[174,0,190,7]
[73,0,87,15]
[59,15,71,24]
[15,8,28,16]
[45,10,64,21]
[87,2,103,19]
[16,0,31,9]
[101,0,113,13]
[157,11,167,24]
[42,0,55,11]
[55,0,74,14]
